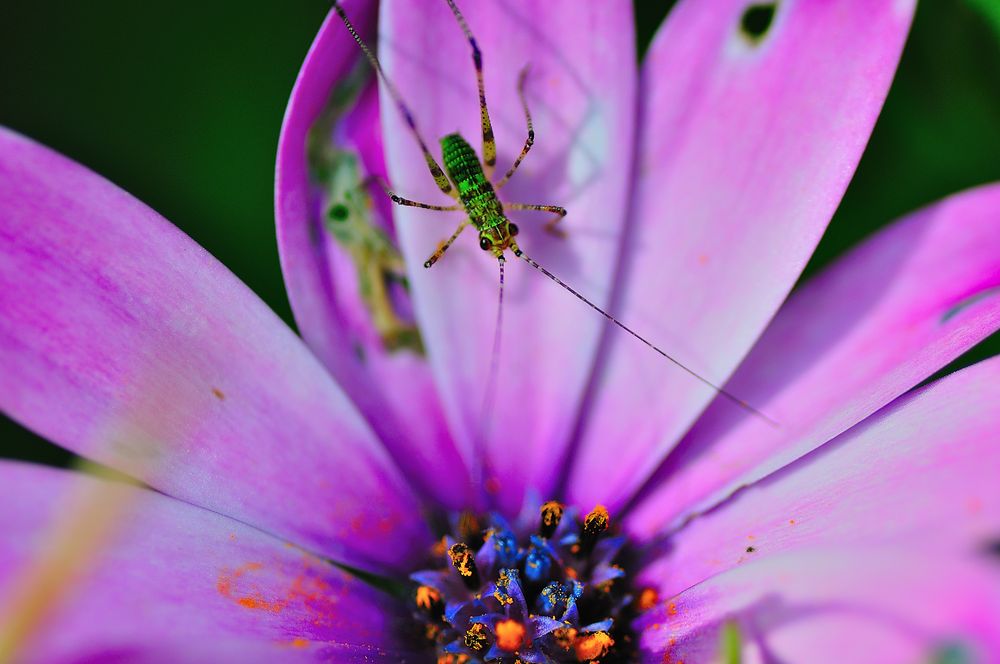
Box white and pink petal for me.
[636,548,1000,664]
[276,1,470,510]
[629,182,1000,534]
[379,0,638,513]
[570,0,917,511]
[637,353,1000,598]
[0,462,426,663]
[0,127,429,572]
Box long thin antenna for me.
[474,256,507,492]
[330,2,455,195]
[514,249,779,428]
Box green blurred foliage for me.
[1,0,999,465]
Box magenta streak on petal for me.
[380,0,637,514]
[0,127,430,573]
[636,548,1000,664]
[275,2,470,510]
[568,0,916,512]
[0,462,425,663]
[637,354,1000,599]
[627,183,1000,536]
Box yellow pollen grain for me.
[495,618,526,652]
[448,543,474,577]
[463,623,488,651]
[574,631,613,660]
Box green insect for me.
[331,0,776,424]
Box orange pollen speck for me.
[416,585,441,610]
[553,627,578,650]
[495,618,527,652]
[438,655,471,664]
[638,587,659,611]
[584,505,610,534]
[573,631,614,661]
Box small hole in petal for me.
[740,3,777,42]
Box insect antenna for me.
[473,256,507,492]
[513,249,779,428]
[331,2,456,197]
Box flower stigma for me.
[409,501,643,662]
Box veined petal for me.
[0,462,424,663]
[0,127,430,572]
[276,2,469,509]
[569,0,916,510]
[637,354,1000,598]
[379,0,637,512]
[636,548,1000,664]
[629,183,1000,533]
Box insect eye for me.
[479,236,493,251]
[328,203,349,222]
[507,223,519,237]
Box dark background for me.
[2,0,999,466]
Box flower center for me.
[408,501,642,662]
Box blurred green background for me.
[2,0,999,466]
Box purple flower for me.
[2,1,1000,662]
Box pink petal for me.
[636,549,1000,663]
[0,462,424,663]
[276,3,469,509]
[379,0,637,512]
[629,183,1000,534]
[0,127,429,572]
[637,354,1000,598]
[32,640,417,664]
[569,0,916,510]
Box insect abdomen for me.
[441,133,503,230]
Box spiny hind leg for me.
[370,176,462,212]
[424,219,470,268]
[444,0,497,179]
[503,203,567,237]
[495,66,534,189]
[332,2,458,199]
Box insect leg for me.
[424,220,470,268]
[494,67,534,189]
[503,203,567,237]
[369,175,463,212]
[444,0,497,178]
[332,2,457,199]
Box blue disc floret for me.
[408,501,639,662]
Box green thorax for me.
[440,133,505,231]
